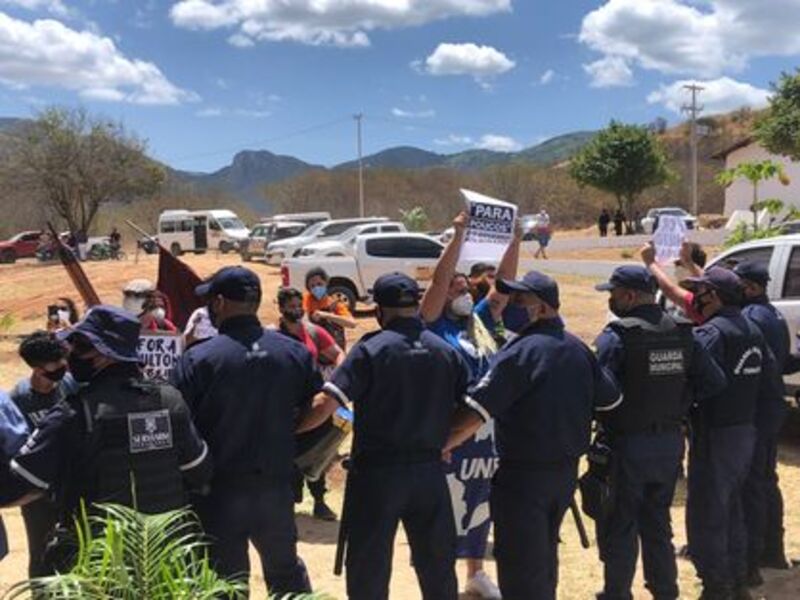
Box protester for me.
[171,266,319,594]
[45,297,79,333]
[420,211,522,599]
[598,209,611,237]
[613,209,625,237]
[592,266,726,600]
[468,263,497,303]
[108,227,122,259]
[303,267,356,350]
[445,270,618,599]
[277,287,343,521]
[679,268,779,598]
[10,332,78,577]
[299,272,471,600]
[183,306,218,348]
[139,290,178,333]
[534,209,551,259]
[0,390,30,562]
[10,306,211,572]
[734,261,797,582]
[121,278,155,315]
[642,241,707,323]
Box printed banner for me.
[137,333,183,382]
[653,215,687,264]
[460,189,517,262]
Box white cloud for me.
[477,134,520,152]
[0,0,69,17]
[583,56,633,88]
[647,77,770,115]
[0,12,196,105]
[579,0,800,83]
[170,0,511,48]
[539,69,555,85]
[195,106,271,118]
[434,134,473,146]
[422,43,515,83]
[391,107,435,119]
[196,107,223,117]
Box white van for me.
[158,209,250,256]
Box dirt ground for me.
[0,252,799,599]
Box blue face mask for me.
[311,285,328,300]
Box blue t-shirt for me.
[428,315,489,380]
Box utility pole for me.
[354,113,365,218]
[682,84,704,217]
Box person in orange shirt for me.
[302,268,356,349]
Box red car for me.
[0,230,43,263]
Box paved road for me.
[541,229,726,252]
[518,258,635,280]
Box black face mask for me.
[42,366,67,382]
[68,354,97,383]
[206,302,219,328]
[608,297,628,318]
[283,309,304,323]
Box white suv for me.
[297,221,406,258]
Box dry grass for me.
[0,254,798,599]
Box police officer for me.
[299,272,471,600]
[9,306,211,550]
[680,267,779,599]
[444,271,619,600]
[0,388,31,562]
[733,261,794,580]
[171,266,320,595]
[593,266,726,600]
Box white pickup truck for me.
[281,232,492,312]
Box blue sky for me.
[0,1,797,173]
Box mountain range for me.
[0,116,595,210]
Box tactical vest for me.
[604,314,694,434]
[77,379,186,514]
[703,315,763,428]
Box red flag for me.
[47,223,101,307]
[156,246,203,330]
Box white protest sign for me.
[460,189,517,262]
[137,333,183,381]
[653,215,687,263]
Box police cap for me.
[733,260,770,286]
[595,265,657,294]
[680,266,742,296]
[372,272,421,307]
[59,305,140,363]
[195,266,262,302]
[497,270,560,309]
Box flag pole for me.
[47,222,101,307]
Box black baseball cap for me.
[195,266,262,302]
[680,266,743,296]
[371,272,421,308]
[733,261,770,286]
[497,271,560,309]
[58,305,140,363]
[595,265,657,294]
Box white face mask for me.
[123,297,145,315]
[57,309,70,323]
[450,293,474,317]
[152,307,166,322]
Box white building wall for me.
[723,143,800,215]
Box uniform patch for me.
[648,349,685,375]
[128,409,173,453]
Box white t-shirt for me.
[184,307,218,341]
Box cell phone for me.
[47,305,60,321]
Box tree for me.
[755,69,800,161]
[398,206,430,231]
[568,121,672,230]
[715,159,790,230]
[1,107,164,235]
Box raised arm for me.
[485,221,523,322]
[640,242,689,307]
[420,212,469,323]
[679,241,703,277]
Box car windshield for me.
[298,222,326,237]
[319,222,364,238]
[217,217,247,230]
[656,208,687,217]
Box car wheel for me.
[241,251,251,262]
[328,284,357,314]
[170,243,182,257]
[219,241,232,254]
[0,248,15,263]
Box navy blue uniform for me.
[323,316,470,600]
[0,390,29,560]
[741,296,791,573]
[594,305,726,600]
[171,314,321,594]
[687,307,779,594]
[467,317,618,600]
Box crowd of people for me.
[0,210,796,600]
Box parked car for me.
[641,207,697,234]
[281,233,491,312]
[296,221,407,258]
[0,230,43,263]
[779,220,800,235]
[241,221,307,261]
[705,234,800,396]
[261,212,331,227]
[266,217,388,265]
